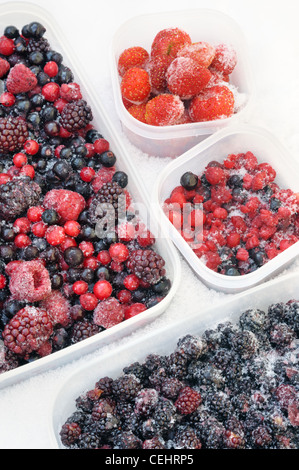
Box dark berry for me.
[180,172,198,190]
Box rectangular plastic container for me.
[0,2,181,389]
[49,270,299,449]
[110,9,255,158]
[153,124,299,293]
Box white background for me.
[0,0,299,449]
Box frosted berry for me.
[9,260,51,303]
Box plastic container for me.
[49,270,299,449]
[110,9,255,158]
[153,124,299,293]
[0,2,181,390]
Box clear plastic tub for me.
[0,2,181,389]
[153,124,299,293]
[110,9,255,158]
[49,270,299,449]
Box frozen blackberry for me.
[123,361,150,384]
[143,354,167,374]
[175,334,208,361]
[0,345,20,374]
[91,398,115,421]
[148,366,168,392]
[204,390,234,422]
[167,351,189,380]
[230,330,259,359]
[114,401,141,435]
[269,323,296,349]
[113,431,142,449]
[60,422,82,448]
[26,37,50,53]
[0,116,29,154]
[152,397,178,435]
[111,374,142,401]
[77,432,102,449]
[143,437,166,449]
[95,376,113,396]
[60,99,93,132]
[200,416,225,449]
[172,426,202,449]
[126,249,166,285]
[70,320,102,344]
[134,388,159,417]
[88,181,124,226]
[0,177,42,221]
[160,377,184,400]
[240,308,271,338]
[251,425,273,448]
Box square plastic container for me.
[0,2,181,389]
[110,8,255,158]
[153,124,299,293]
[49,270,299,449]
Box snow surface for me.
[0,0,299,449]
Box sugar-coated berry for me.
[123,274,140,291]
[93,279,113,300]
[72,280,88,295]
[80,293,98,311]
[109,243,129,263]
[64,220,81,237]
[24,139,39,155]
[13,152,27,168]
[0,92,16,107]
[46,225,66,246]
[27,206,44,222]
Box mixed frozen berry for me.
[163,151,299,275]
[0,21,171,374]
[117,27,239,126]
[60,299,299,449]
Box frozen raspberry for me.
[0,57,10,78]
[43,189,86,222]
[40,290,71,327]
[205,166,226,185]
[145,94,184,126]
[174,386,202,415]
[6,63,38,94]
[0,116,29,154]
[151,27,191,61]
[92,167,115,193]
[127,103,147,123]
[9,260,51,303]
[166,57,212,100]
[118,46,149,77]
[2,306,53,357]
[60,82,82,101]
[93,297,124,329]
[210,43,237,75]
[189,85,235,122]
[0,35,14,56]
[121,67,151,104]
[177,41,216,68]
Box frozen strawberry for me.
[92,167,116,193]
[189,85,235,122]
[9,260,52,303]
[210,43,237,75]
[0,57,10,78]
[166,57,212,100]
[147,54,170,94]
[121,67,151,104]
[177,41,215,68]
[127,103,147,123]
[60,82,82,101]
[2,306,53,357]
[118,46,149,77]
[145,94,184,126]
[151,27,191,60]
[43,189,86,222]
[40,290,71,327]
[93,297,124,329]
[6,63,38,94]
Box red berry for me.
[93,297,124,329]
[9,260,52,303]
[0,92,15,107]
[205,166,226,185]
[0,173,11,185]
[227,232,241,248]
[42,82,60,102]
[109,243,129,263]
[93,138,110,154]
[236,248,249,261]
[13,152,27,168]
[166,56,212,100]
[24,139,39,155]
[27,206,44,222]
[0,274,7,289]
[145,94,184,126]
[14,233,31,248]
[117,289,132,304]
[80,293,98,311]
[13,217,31,234]
[210,43,237,75]
[118,46,149,77]
[40,290,71,328]
[79,241,94,257]
[80,167,95,182]
[83,257,99,270]
[124,303,147,320]
[123,274,140,291]
[43,61,59,77]
[121,67,151,104]
[31,221,47,238]
[63,220,81,237]
[6,64,38,94]
[43,189,86,222]
[97,250,111,266]
[0,36,15,56]
[73,280,89,295]
[93,280,113,300]
[189,85,234,122]
[46,225,66,246]
[177,41,215,68]
[175,386,202,415]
